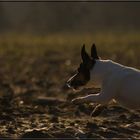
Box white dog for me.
[67,44,140,110]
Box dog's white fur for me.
[73,59,140,109]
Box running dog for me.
[67,44,140,110]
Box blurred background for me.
[0,1,140,96]
[0,2,140,138]
[0,2,140,33]
[0,2,140,98]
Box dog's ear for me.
[91,44,99,59]
[81,44,90,63]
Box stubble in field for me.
[0,31,140,139]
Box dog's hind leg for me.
[90,104,107,117]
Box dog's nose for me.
[66,80,71,88]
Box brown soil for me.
[0,49,139,140]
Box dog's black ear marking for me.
[81,44,90,63]
[91,44,99,59]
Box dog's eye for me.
[77,68,81,72]
[78,65,84,72]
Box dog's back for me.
[91,60,140,109]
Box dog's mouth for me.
[66,79,88,92]
[69,85,85,92]
[66,83,71,88]
[67,84,78,90]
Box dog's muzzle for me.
[66,80,81,90]
[66,80,71,88]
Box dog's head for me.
[67,44,99,90]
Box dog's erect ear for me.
[91,44,99,59]
[81,44,90,63]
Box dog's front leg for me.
[72,94,100,104]
[72,92,112,104]
[72,81,116,105]
[72,88,113,104]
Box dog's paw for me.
[71,97,84,104]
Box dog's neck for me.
[87,59,124,88]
